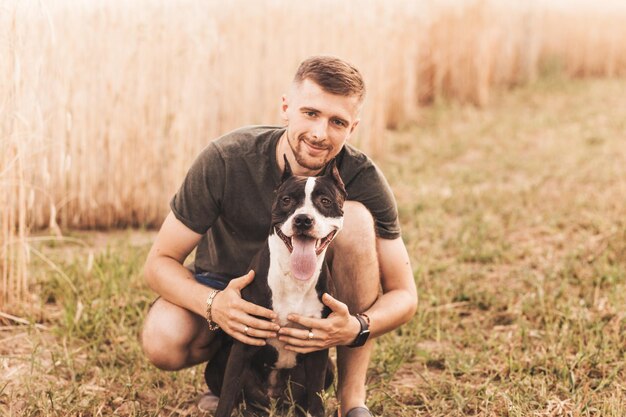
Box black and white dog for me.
[206,157,346,417]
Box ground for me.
[1,77,626,416]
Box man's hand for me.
[211,270,280,346]
[277,293,361,353]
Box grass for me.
[381,76,626,416]
[2,76,626,416]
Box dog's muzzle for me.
[275,227,337,256]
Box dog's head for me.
[271,156,346,281]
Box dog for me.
[205,157,347,417]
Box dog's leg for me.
[302,349,329,417]
[204,334,231,397]
[214,342,255,417]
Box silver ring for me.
[308,330,314,340]
[244,325,249,335]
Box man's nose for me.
[311,119,328,141]
[293,214,314,230]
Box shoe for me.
[345,407,373,417]
[197,389,220,413]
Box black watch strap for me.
[348,313,371,348]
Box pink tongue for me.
[290,236,317,281]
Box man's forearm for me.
[370,237,418,339]
[361,288,417,339]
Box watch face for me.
[349,314,371,347]
[353,329,370,347]
[351,327,370,347]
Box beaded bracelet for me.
[357,312,371,327]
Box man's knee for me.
[330,201,380,312]
[334,201,376,253]
[141,298,199,371]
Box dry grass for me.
[381,77,626,416]
[2,76,625,416]
[1,1,626,308]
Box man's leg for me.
[329,201,380,416]
[141,297,219,370]
[142,299,223,411]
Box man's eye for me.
[332,119,346,127]
[305,111,317,117]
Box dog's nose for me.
[293,214,314,230]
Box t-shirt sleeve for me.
[170,143,225,234]
[346,163,401,240]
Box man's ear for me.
[281,154,293,183]
[281,94,289,122]
[348,118,360,137]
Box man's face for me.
[281,79,361,174]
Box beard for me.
[287,132,330,171]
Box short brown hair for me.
[293,56,366,102]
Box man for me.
[141,56,417,417]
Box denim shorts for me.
[149,270,235,308]
[193,271,236,290]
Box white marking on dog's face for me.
[279,177,344,242]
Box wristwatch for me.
[348,313,370,348]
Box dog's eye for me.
[320,197,332,206]
[281,196,291,205]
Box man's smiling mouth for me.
[301,137,329,151]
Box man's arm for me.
[144,211,279,345]
[144,211,207,316]
[363,236,418,338]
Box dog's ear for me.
[281,155,293,183]
[323,159,346,197]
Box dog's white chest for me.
[272,287,324,326]
[267,292,323,368]
[266,248,324,369]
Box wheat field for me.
[1,0,626,310]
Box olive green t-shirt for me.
[170,125,400,277]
